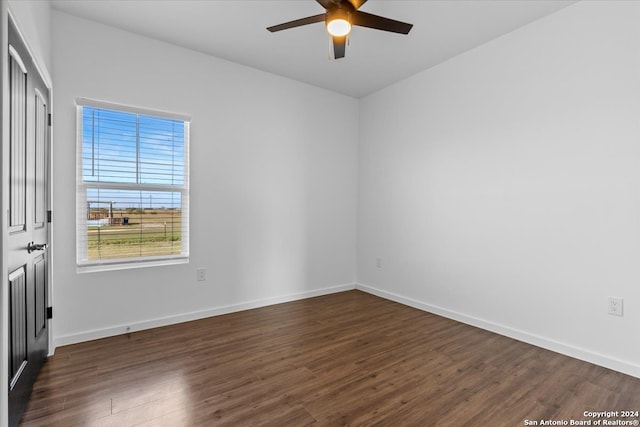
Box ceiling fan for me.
[267,0,413,59]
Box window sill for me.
[77,256,189,274]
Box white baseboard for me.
[356,283,640,379]
[54,281,639,379]
[54,283,356,348]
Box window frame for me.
[75,98,190,272]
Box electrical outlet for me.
[608,297,623,317]
[197,268,207,282]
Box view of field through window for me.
[79,104,188,263]
[85,190,183,260]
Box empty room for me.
[1,0,640,426]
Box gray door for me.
[7,20,50,427]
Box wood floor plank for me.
[20,290,640,426]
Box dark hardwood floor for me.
[20,290,640,426]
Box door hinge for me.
[48,113,52,126]
[47,307,53,319]
[47,210,52,223]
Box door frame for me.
[1,6,54,427]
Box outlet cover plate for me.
[608,297,623,317]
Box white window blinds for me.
[76,99,190,270]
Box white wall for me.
[1,4,8,425]
[358,0,640,377]
[51,11,358,346]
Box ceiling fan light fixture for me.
[326,8,351,37]
[327,18,351,36]
[267,0,413,59]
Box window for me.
[76,98,190,271]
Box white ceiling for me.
[51,0,578,98]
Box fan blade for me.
[346,0,367,10]
[316,0,335,9]
[333,35,346,59]
[352,11,413,34]
[267,14,325,32]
